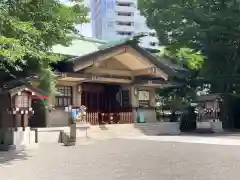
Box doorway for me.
[81,83,130,124]
[29,99,46,127]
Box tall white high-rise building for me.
[90,0,159,51]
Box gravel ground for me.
[1,138,240,180]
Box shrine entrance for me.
[51,38,178,127]
[81,82,132,125]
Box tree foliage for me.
[157,47,202,109]
[0,0,89,94]
[160,47,204,70]
[139,0,240,94]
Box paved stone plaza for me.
[1,136,240,180]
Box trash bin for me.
[137,111,145,123]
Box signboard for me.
[71,108,79,119]
[138,90,150,107]
[72,105,87,122]
[139,100,149,107]
[138,91,150,101]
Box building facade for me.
[90,0,159,51]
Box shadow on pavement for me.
[0,149,30,165]
[133,123,240,137]
[98,124,108,130]
[157,131,240,138]
[133,123,160,136]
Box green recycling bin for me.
[137,111,145,123]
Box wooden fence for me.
[86,112,133,125]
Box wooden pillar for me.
[76,84,81,107]
[85,91,87,107]
[23,114,28,127]
[13,114,17,131]
[97,92,99,124]
[97,92,99,111]
[15,114,21,127]
[21,114,25,130]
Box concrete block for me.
[211,122,224,133]
[11,127,36,150]
[197,122,212,129]
[157,122,181,135]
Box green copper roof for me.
[51,34,150,57]
[52,36,107,57]
[98,34,145,50]
[52,35,187,77]
[98,38,129,50]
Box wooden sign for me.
[138,90,150,107]
[139,100,149,107]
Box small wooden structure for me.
[196,94,222,123]
[196,93,240,131]
[0,84,47,130]
[195,94,223,132]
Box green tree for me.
[157,47,203,111]
[0,0,89,94]
[139,0,240,94]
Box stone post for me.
[70,123,76,141]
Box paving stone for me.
[1,138,240,180]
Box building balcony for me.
[115,5,135,13]
[115,15,134,22]
[115,34,133,39]
[115,24,135,32]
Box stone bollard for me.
[70,123,76,141]
[58,124,76,146]
[62,131,76,146]
[59,105,87,146]
[58,130,64,143]
[35,128,38,143]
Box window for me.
[15,93,29,108]
[55,86,72,107]
[116,21,133,26]
[116,31,133,36]
[116,12,133,16]
[116,2,134,7]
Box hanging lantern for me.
[78,85,82,93]
[134,88,138,96]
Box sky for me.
[60,0,92,37]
